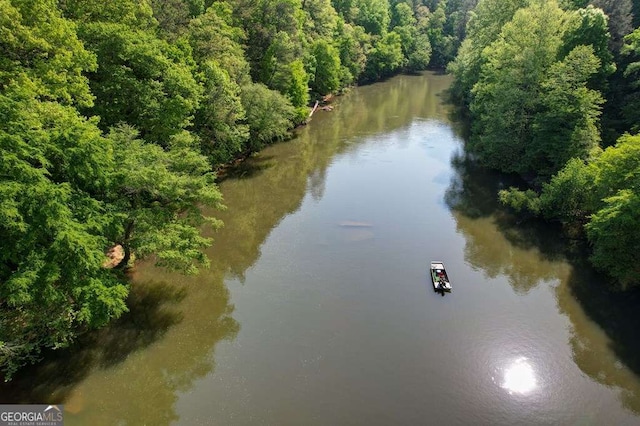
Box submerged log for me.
[338,220,373,228]
[309,100,320,117]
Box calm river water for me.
[3,72,640,425]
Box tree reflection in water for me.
[0,276,238,424]
[445,148,640,413]
[444,150,567,294]
[0,71,452,425]
[558,258,640,414]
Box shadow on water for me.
[5,68,385,418]
[445,141,640,412]
[560,254,640,414]
[217,154,277,182]
[0,279,187,403]
[445,150,567,293]
[445,149,511,219]
[0,274,239,424]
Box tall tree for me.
[302,0,340,39]
[590,0,633,52]
[362,30,405,81]
[622,28,640,133]
[0,0,97,107]
[530,45,603,177]
[501,134,640,287]
[240,83,296,150]
[230,0,306,85]
[0,0,124,378]
[586,188,640,287]
[334,18,370,85]
[392,2,432,71]
[470,0,569,177]
[194,61,249,164]
[448,0,530,105]
[77,22,202,144]
[427,0,455,68]
[351,0,391,35]
[105,126,224,273]
[0,92,129,380]
[1,0,226,379]
[310,39,342,94]
[187,2,250,84]
[562,5,615,89]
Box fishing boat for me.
[431,261,451,292]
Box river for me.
[3,72,640,425]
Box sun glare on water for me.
[502,357,537,395]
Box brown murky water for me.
[3,72,640,425]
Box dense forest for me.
[0,0,477,380]
[448,0,640,289]
[2,0,639,380]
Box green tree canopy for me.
[194,61,249,164]
[392,3,432,71]
[470,0,567,175]
[562,5,615,87]
[586,189,640,287]
[448,0,530,104]
[530,45,603,177]
[362,30,405,81]
[469,0,603,179]
[231,0,306,86]
[105,126,224,274]
[334,19,370,85]
[150,0,205,38]
[240,83,296,150]
[302,0,340,39]
[78,22,202,144]
[0,0,97,107]
[187,2,250,84]
[0,88,127,379]
[311,39,342,95]
[352,0,391,35]
[59,0,156,29]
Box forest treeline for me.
[0,0,477,379]
[448,0,640,288]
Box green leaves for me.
[531,45,603,177]
[0,0,97,107]
[501,134,640,288]
[363,31,405,81]
[194,61,249,164]
[454,0,639,288]
[240,83,296,149]
[107,127,223,274]
[78,22,202,144]
[448,0,530,104]
[0,91,128,379]
[586,189,640,288]
[311,40,341,95]
[468,1,604,179]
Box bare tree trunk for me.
[117,219,135,269]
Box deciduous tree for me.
[78,22,202,144]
